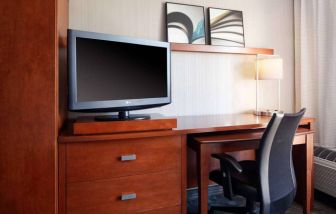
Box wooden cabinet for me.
[1,1,68,213]
[59,135,184,214]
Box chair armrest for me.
[212,153,243,173]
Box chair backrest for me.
[257,108,306,214]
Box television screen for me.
[76,37,168,102]
[68,30,171,115]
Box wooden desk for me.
[59,114,315,214]
[175,114,315,214]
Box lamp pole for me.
[255,55,259,115]
[278,79,281,111]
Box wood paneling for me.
[181,135,187,214]
[57,1,68,213]
[72,117,177,135]
[176,114,315,134]
[58,0,69,130]
[67,171,181,214]
[58,143,67,214]
[0,0,67,213]
[65,136,181,182]
[59,129,178,142]
[171,43,274,55]
[59,115,315,143]
[140,206,181,214]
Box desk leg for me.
[197,144,210,214]
[304,134,314,214]
[293,133,314,214]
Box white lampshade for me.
[257,58,283,80]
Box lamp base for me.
[254,109,284,116]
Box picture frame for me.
[208,7,245,47]
[166,2,206,44]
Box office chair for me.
[209,109,306,214]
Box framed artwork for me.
[166,2,206,44]
[208,8,245,47]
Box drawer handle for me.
[121,154,136,161]
[121,192,137,201]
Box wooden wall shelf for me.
[171,43,274,55]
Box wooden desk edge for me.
[59,117,315,143]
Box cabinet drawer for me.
[67,171,181,214]
[66,136,181,182]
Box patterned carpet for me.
[187,186,336,214]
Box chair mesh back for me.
[258,109,305,213]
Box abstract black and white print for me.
[166,3,206,44]
[208,8,245,47]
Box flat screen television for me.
[68,29,171,120]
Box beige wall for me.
[69,0,295,116]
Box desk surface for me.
[175,114,314,134]
[59,114,315,142]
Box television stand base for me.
[95,111,150,121]
[72,114,177,135]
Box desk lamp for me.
[254,55,283,116]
